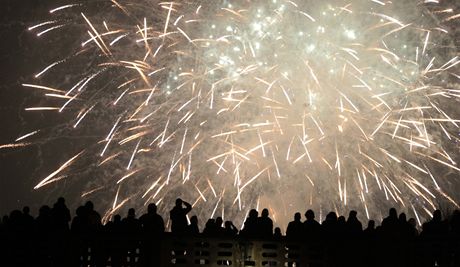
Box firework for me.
[12,0,460,227]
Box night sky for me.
[0,1,63,216]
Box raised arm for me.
[183,201,192,214]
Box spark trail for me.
[12,0,460,226]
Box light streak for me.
[17,0,460,226]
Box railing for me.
[160,235,325,267]
[2,231,459,266]
[69,234,326,266]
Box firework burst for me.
[12,0,460,227]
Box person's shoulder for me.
[93,210,102,217]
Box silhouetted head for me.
[147,203,157,214]
[22,206,30,215]
[114,214,121,223]
[305,209,315,220]
[294,212,301,222]
[216,217,223,226]
[349,210,357,219]
[338,216,346,224]
[85,201,94,211]
[128,208,135,218]
[175,198,183,207]
[206,219,215,228]
[224,221,232,228]
[433,210,441,222]
[249,209,258,218]
[399,213,407,222]
[262,208,269,218]
[57,197,65,204]
[326,212,337,222]
[9,210,22,222]
[408,218,417,228]
[368,220,375,229]
[39,205,51,216]
[274,227,282,235]
[190,215,198,225]
[76,206,85,217]
[389,208,397,218]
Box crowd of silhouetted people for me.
[1,197,460,267]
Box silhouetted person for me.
[49,198,72,266]
[51,197,71,232]
[139,203,164,235]
[107,215,124,267]
[71,204,100,266]
[113,214,123,229]
[303,209,320,241]
[0,216,4,261]
[407,218,418,238]
[364,220,376,240]
[1,215,8,229]
[273,227,282,240]
[187,215,200,236]
[21,206,34,227]
[224,221,238,237]
[123,208,141,266]
[33,206,54,266]
[123,208,141,233]
[139,205,164,267]
[381,209,412,267]
[335,215,347,240]
[70,206,87,234]
[85,201,102,230]
[0,215,6,233]
[215,217,225,237]
[322,212,338,240]
[258,209,273,238]
[397,213,413,241]
[450,210,460,267]
[398,212,407,222]
[362,220,377,266]
[203,218,216,236]
[322,211,342,267]
[381,208,399,238]
[6,209,31,266]
[241,209,258,238]
[423,210,449,266]
[170,198,192,235]
[286,212,303,240]
[422,210,447,237]
[36,205,53,233]
[346,210,362,237]
[7,210,22,231]
[451,210,460,236]
[8,199,460,267]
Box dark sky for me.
[0,1,60,216]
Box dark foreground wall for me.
[1,232,459,267]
